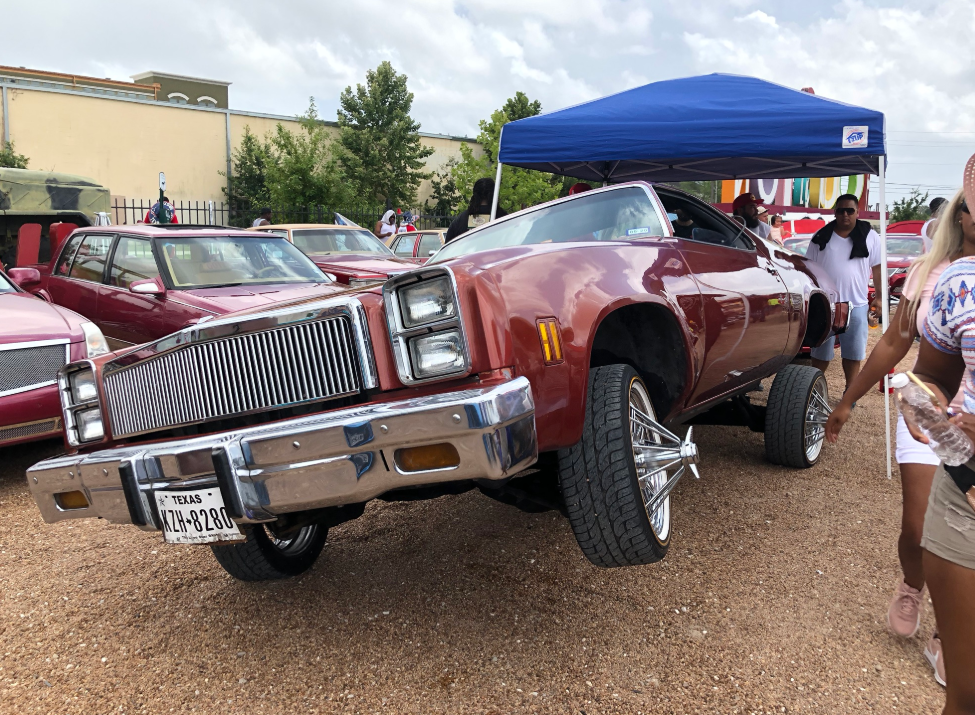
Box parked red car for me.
[27,183,844,582]
[251,224,415,287]
[0,267,110,449]
[18,225,342,348]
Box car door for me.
[416,233,442,263]
[391,233,419,262]
[675,219,791,404]
[48,233,115,322]
[98,234,165,346]
[45,231,86,306]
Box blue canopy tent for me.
[491,73,893,475]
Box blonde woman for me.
[826,189,975,686]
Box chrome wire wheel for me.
[629,379,671,542]
[804,375,830,462]
[268,524,320,555]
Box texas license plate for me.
[154,487,243,545]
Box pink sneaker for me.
[924,635,946,687]
[886,581,922,638]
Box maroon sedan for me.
[0,268,110,449]
[251,224,414,287]
[20,225,342,349]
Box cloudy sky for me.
[4,0,974,204]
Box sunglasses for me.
[962,200,970,215]
[834,207,857,216]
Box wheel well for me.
[589,303,687,417]
[802,293,831,348]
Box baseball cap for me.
[756,205,768,215]
[732,193,763,213]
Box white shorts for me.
[895,413,940,467]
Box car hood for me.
[308,253,414,277]
[178,282,346,314]
[0,292,79,343]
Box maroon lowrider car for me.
[0,267,110,449]
[19,225,342,348]
[251,224,415,287]
[26,183,843,582]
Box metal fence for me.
[111,199,455,231]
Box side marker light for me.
[536,318,564,365]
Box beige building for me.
[0,65,479,214]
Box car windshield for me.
[0,272,17,293]
[291,228,394,256]
[432,187,665,262]
[155,235,325,289]
[784,238,810,255]
[887,236,924,256]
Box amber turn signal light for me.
[395,443,461,472]
[536,318,564,364]
[54,490,89,510]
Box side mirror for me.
[7,267,41,287]
[129,277,166,297]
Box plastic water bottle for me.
[891,373,974,466]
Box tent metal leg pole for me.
[879,156,891,479]
[490,160,503,221]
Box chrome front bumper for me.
[27,377,536,529]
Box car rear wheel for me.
[558,364,679,567]
[210,523,328,581]
[764,364,829,468]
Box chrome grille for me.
[0,418,61,444]
[104,317,361,438]
[0,344,68,396]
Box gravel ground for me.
[0,337,947,714]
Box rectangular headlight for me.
[69,369,98,403]
[76,408,104,442]
[409,330,465,378]
[399,276,456,328]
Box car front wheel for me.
[558,364,682,567]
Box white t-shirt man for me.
[804,228,883,307]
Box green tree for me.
[889,188,930,223]
[451,92,560,214]
[502,91,542,123]
[265,98,352,209]
[0,140,29,169]
[221,126,273,207]
[423,157,462,219]
[337,61,433,207]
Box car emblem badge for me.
[343,422,374,449]
[349,452,374,479]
